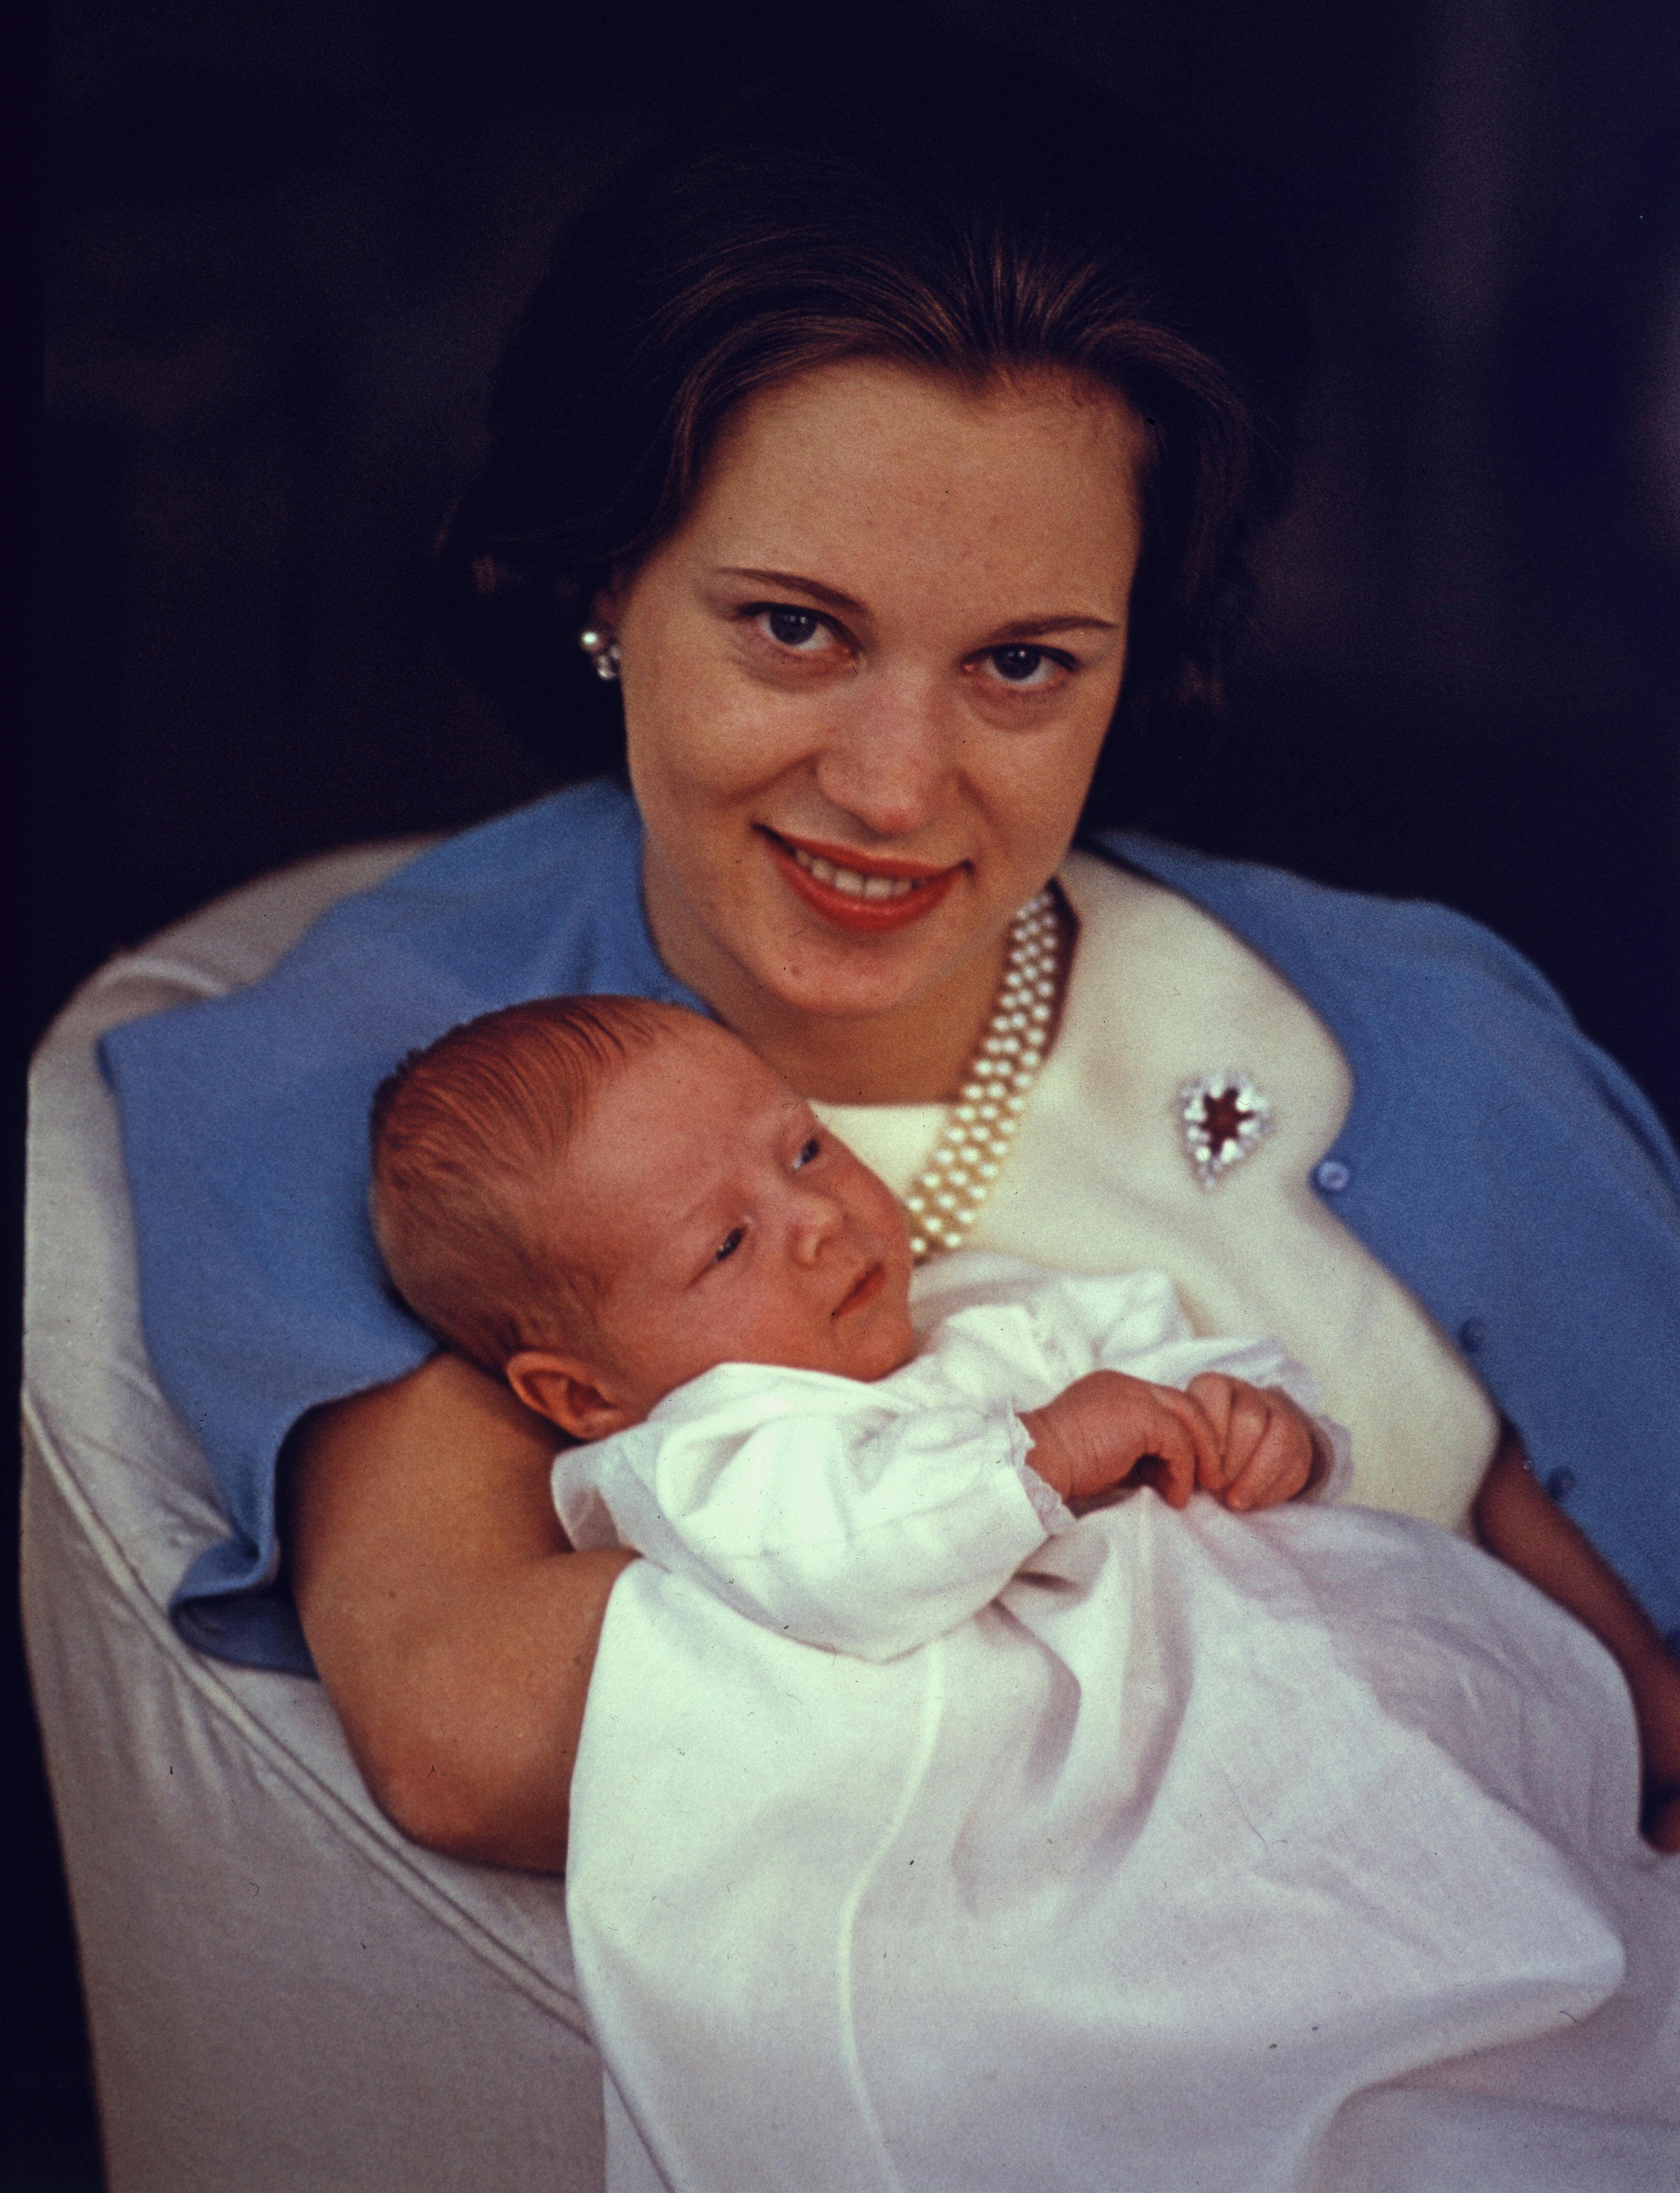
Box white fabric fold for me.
[557,1372,1042,1661]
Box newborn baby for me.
[368,995,1680,2193]
[370,993,1348,1638]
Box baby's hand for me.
[1185,1374,1324,1511]
[1018,1371,1220,1510]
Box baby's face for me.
[552,1017,916,1418]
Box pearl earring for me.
[579,628,621,682]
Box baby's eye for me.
[713,1226,746,1264]
[793,1134,822,1170]
[983,643,1066,690]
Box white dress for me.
[554,1256,1680,2193]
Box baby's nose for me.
[790,1191,845,1263]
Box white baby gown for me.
[553,1255,1680,2193]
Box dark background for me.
[15,0,1679,2183]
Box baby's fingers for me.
[1184,1375,1238,1489]
[1222,1402,1315,1512]
[1146,1389,1222,1507]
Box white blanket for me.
[556,1256,1680,2191]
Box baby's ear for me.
[505,1352,638,1442]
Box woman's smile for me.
[760,827,963,934]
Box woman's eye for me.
[987,644,1061,688]
[793,1134,822,1170]
[713,1226,746,1264]
[757,605,828,651]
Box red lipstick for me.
[761,829,961,935]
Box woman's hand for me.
[1643,1786,1680,1854]
[1473,1425,1680,1853]
[284,1350,636,1872]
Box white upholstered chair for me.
[23,843,609,2193]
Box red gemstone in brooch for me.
[1176,1072,1274,1189]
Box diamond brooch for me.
[1176,1072,1273,1190]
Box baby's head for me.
[370,998,916,1440]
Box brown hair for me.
[434,45,1310,821]
[369,995,674,1373]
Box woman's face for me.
[608,357,1148,1044]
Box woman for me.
[103,52,1680,1879]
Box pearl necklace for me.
[904,888,1063,1261]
